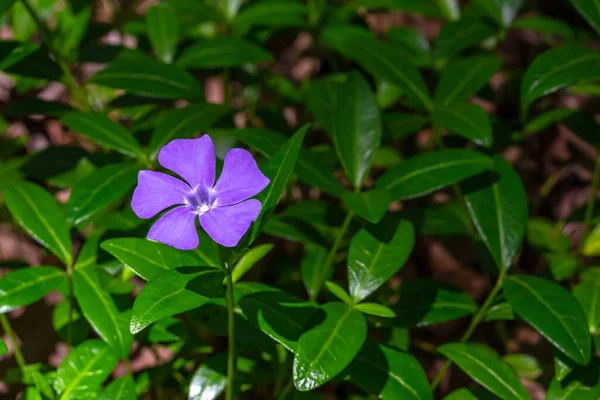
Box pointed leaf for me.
[325,281,352,304]
[231,244,273,284]
[0,267,67,314]
[355,303,396,318]
[177,37,272,68]
[432,102,493,147]
[3,181,73,266]
[342,189,390,223]
[146,3,179,64]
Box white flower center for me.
[199,203,210,213]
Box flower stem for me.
[225,265,236,400]
[0,314,26,369]
[431,268,507,390]
[577,155,600,257]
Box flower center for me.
[184,186,214,214]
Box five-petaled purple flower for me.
[131,135,269,250]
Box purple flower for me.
[131,135,269,250]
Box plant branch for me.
[226,264,236,400]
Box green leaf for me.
[574,268,600,333]
[432,102,493,147]
[339,0,442,18]
[149,103,229,159]
[97,376,136,400]
[464,156,528,269]
[3,181,73,266]
[53,340,118,400]
[570,0,600,35]
[473,0,523,26]
[484,302,515,322]
[502,354,542,380]
[512,16,575,39]
[393,202,471,236]
[547,359,600,400]
[176,37,272,68]
[0,41,39,70]
[377,149,492,201]
[305,74,345,134]
[250,125,308,242]
[443,387,500,400]
[325,281,352,304]
[342,189,390,224]
[521,46,600,114]
[555,349,578,381]
[504,275,591,365]
[294,302,367,391]
[355,303,396,318]
[232,128,344,197]
[348,220,414,302]
[301,246,330,300]
[438,343,530,400]
[100,237,209,280]
[0,267,67,313]
[524,108,577,135]
[344,36,432,110]
[435,0,460,20]
[384,113,429,139]
[66,163,138,225]
[435,56,503,106]
[387,27,431,67]
[73,267,133,359]
[433,19,496,60]
[89,59,204,100]
[130,266,223,334]
[393,279,477,326]
[0,339,6,356]
[188,359,227,400]
[146,3,179,64]
[0,0,16,15]
[231,244,273,284]
[332,71,382,189]
[347,341,433,400]
[239,287,318,352]
[60,112,143,158]
[234,0,306,30]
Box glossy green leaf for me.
[3,181,73,266]
[394,279,477,326]
[464,156,528,269]
[66,163,138,225]
[434,18,496,60]
[305,74,345,134]
[0,339,6,355]
[231,244,273,284]
[438,343,530,400]
[432,102,493,147]
[355,302,396,318]
[347,341,433,400]
[384,113,429,139]
[100,237,208,280]
[149,103,229,158]
[130,266,223,334]
[377,149,492,201]
[325,281,352,304]
[570,0,600,35]
[301,246,330,300]
[0,267,67,314]
[339,0,442,18]
[574,268,600,333]
[73,267,133,359]
[435,0,460,20]
[60,112,143,158]
[443,387,501,400]
[234,0,306,30]
[521,46,600,114]
[502,353,542,380]
[348,220,414,302]
[53,340,118,400]
[146,3,179,64]
[387,27,431,67]
[294,302,367,391]
[342,189,390,224]
[89,59,204,100]
[239,287,318,352]
[344,36,432,110]
[177,38,272,68]
[97,376,136,400]
[188,359,227,400]
[332,70,382,189]
[504,275,591,364]
[512,16,575,39]
[435,56,503,106]
[547,359,600,400]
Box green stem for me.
[431,268,507,390]
[577,155,600,257]
[226,265,236,400]
[0,314,26,369]
[66,263,74,349]
[310,210,354,302]
[19,0,90,111]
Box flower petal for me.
[148,206,199,250]
[213,148,270,206]
[200,199,262,247]
[158,135,215,189]
[131,170,190,219]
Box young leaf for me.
[355,303,396,318]
[0,267,67,313]
[3,181,73,266]
[130,266,223,334]
[73,267,133,359]
[66,163,138,225]
[348,220,414,302]
[432,102,493,148]
[347,341,433,400]
[376,149,492,201]
[504,275,591,365]
[231,244,273,284]
[521,46,600,114]
[464,156,528,270]
[53,340,118,400]
[341,189,390,224]
[97,376,136,400]
[60,112,143,158]
[569,0,600,35]
[294,302,367,391]
[89,59,204,100]
[146,3,179,64]
[176,37,272,68]
[332,70,382,189]
[100,237,209,280]
[438,343,530,400]
[325,281,352,304]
